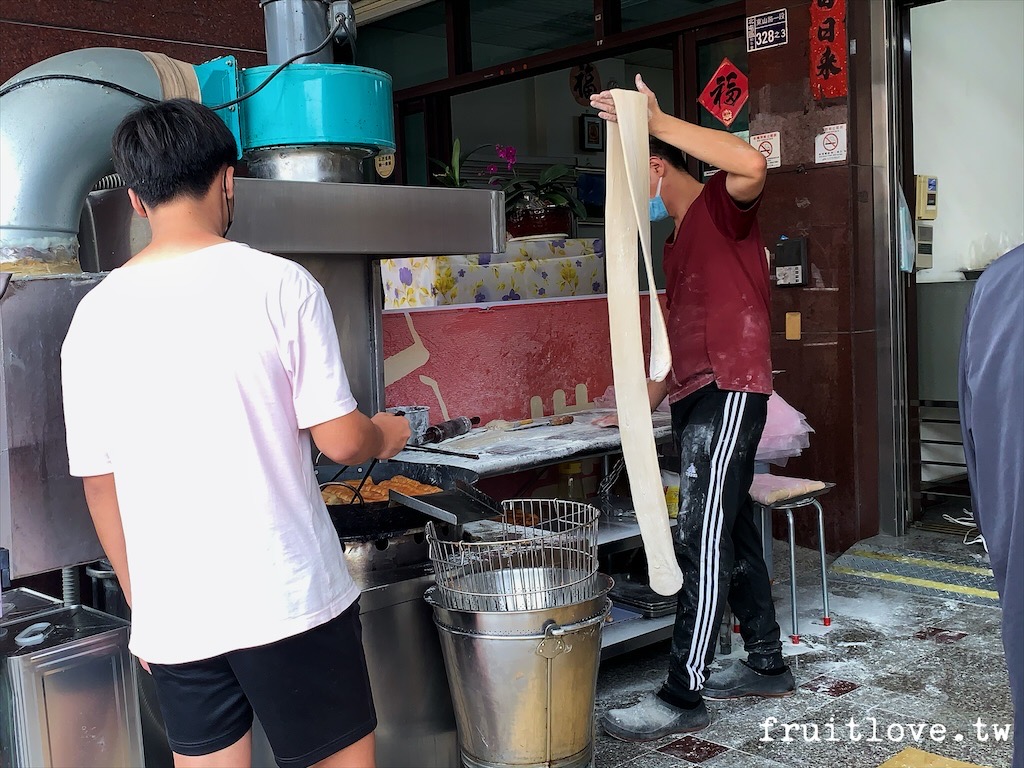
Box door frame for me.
[868,0,949,536]
[867,0,911,536]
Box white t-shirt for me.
[61,242,360,664]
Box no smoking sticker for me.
[750,131,781,168]
[814,123,847,164]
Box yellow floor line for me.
[848,549,993,577]
[877,746,991,768]
[831,566,999,600]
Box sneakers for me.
[942,511,988,552]
[602,694,710,742]
[701,660,796,700]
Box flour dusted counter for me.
[394,409,668,477]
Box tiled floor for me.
[593,533,1014,768]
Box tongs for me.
[454,480,503,516]
[389,480,503,526]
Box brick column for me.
[746,0,880,552]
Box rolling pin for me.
[422,416,480,444]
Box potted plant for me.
[430,138,487,188]
[490,144,587,239]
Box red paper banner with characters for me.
[810,0,848,100]
[697,58,749,128]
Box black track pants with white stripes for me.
[661,384,784,705]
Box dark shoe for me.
[602,694,710,743]
[702,660,796,700]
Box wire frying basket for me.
[426,498,600,612]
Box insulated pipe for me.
[262,0,333,65]
[0,48,195,265]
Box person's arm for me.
[310,410,409,465]
[82,474,132,608]
[591,74,767,204]
[647,378,670,411]
[595,379,671,428]
[286,281,411,463]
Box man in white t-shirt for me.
[61,99,409,768]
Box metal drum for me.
[426,574,612,637]
[425,589,611,768]
[425,500,609,768]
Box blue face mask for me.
[649,177,669,222]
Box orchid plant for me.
[431,139,585,220]
[489,144,587,219]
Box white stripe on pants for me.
[683,391,748,689]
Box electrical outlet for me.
[774,237,808,287]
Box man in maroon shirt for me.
[592,75,793,741]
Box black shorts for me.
[149,600,376,768]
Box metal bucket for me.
[438,565,599,613]
[426,574,612,635]
[425,585,611,768]
[388,405,430,445]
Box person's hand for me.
[594,413,619,428]
[589,73,665,127]
[371,412,411,459]
[137,657,151,674]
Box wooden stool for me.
[749,475,834,645]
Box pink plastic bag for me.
[594,386,812,465]
[757,391,813,465]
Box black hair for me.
[650,137,687,172]
[111,98,237,208]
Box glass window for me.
[470,0,595,70]
[588,48,673,291]
[696,34,749,178]
[611,48,674,113]
[402,112,428,186]
[359,2,447,91]
[621,0,740,31]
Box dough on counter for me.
[605,89,683,597]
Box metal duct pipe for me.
[262,0,334,65]
[0,48,194,270]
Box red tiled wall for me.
[383,295,662,426]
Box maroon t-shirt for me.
[662,171,772,404]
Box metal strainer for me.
[426,498,600,612]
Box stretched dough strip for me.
[605,90,683,596]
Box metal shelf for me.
[598,514,677,555]
[601,614,675,659]
[598,514,678,657]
